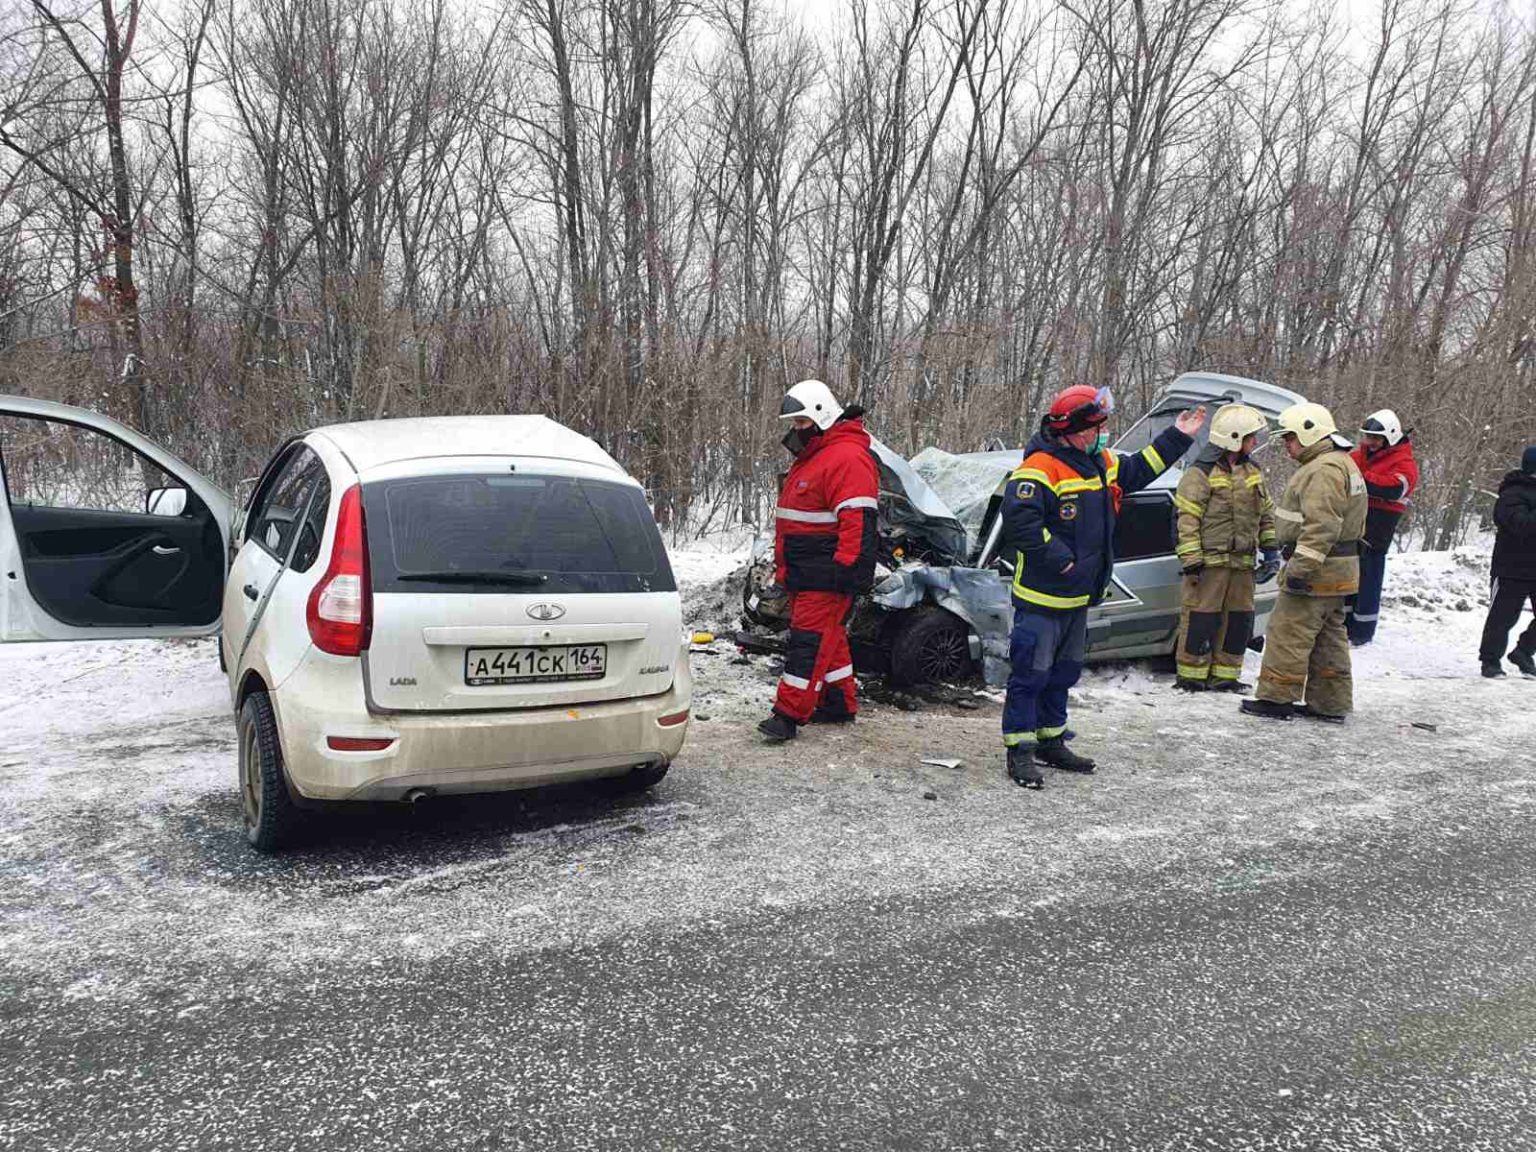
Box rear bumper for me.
[271,647,692,801]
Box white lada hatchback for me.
[0,397,692,850]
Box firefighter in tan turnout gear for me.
[1241,402,1369,723]
[1172,404,1279,693]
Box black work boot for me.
[809,701,856,724]
[1207,678,1253,695]
[1036,736,1096,774]
[1173,677,1209,692]
[1007,745,1044,790]
[1509,647,1536,677]
[1294,702,1346,724]
[757,711,799,743]
[1240,698,1294,721]
[1482,661,1508,679]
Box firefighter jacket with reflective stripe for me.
[1349,438,1419,552]
[1001,426,1193,611]
[1173,452,1277,568]
[774,417,881,593]
[1275,440,1368,597]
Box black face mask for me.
[782,425,819,457]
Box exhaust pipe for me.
[402,787,435,805]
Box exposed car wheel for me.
[888,607,975,687]
[238,691,303,853]
[607,761,670,795]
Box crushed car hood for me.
[868,437,970,563]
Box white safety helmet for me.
[1275,402,1340,449]
[1359,409,1405,447]
[778,379,844,431]
[1209,404,1268,453]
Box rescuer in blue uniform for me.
[1001,385,1206,789]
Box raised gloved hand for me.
[1255,547,1281,583]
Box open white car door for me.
[0,396,232,642]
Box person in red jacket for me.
[758,379,881,743]
[1346,409,1420,645]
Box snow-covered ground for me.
[0,547,1532,993]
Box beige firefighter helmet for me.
[1275,402,1338,448]
[1209,404,1268,453]
[779,379,844,431]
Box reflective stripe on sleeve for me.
[1141,444,1167,472]
[1173,495,1205,517]
[1350,612,1379,622]
[775,507,839,524]
[833,496,879,513]
[1294,544,1327,563]
[1246,473,1264,487]
[1274,507,1304,523]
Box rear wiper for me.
[397,570,548,585]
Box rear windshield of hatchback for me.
[363,473,676,595]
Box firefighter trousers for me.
[1175,566,1256,684]
[1255,592,1353,714]
[773,591,857,723]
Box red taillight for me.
[326,735,395,752]
[306,484,372,656]
[657,709,690,728]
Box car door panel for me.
[10,504,223,627]
[0,396,232,641]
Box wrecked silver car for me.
[740,372,1306,687]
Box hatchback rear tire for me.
[239,691,303,852]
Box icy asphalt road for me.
[3,586,1536,1149]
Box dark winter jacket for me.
[1350,438,1419,553]
[1491,469,1536,583]
[1001,425,1193,611]
[774,416,881,593]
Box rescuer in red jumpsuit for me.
[758,379,881,744]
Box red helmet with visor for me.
[1043,385,1114,436]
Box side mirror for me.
[145,487,188,516]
